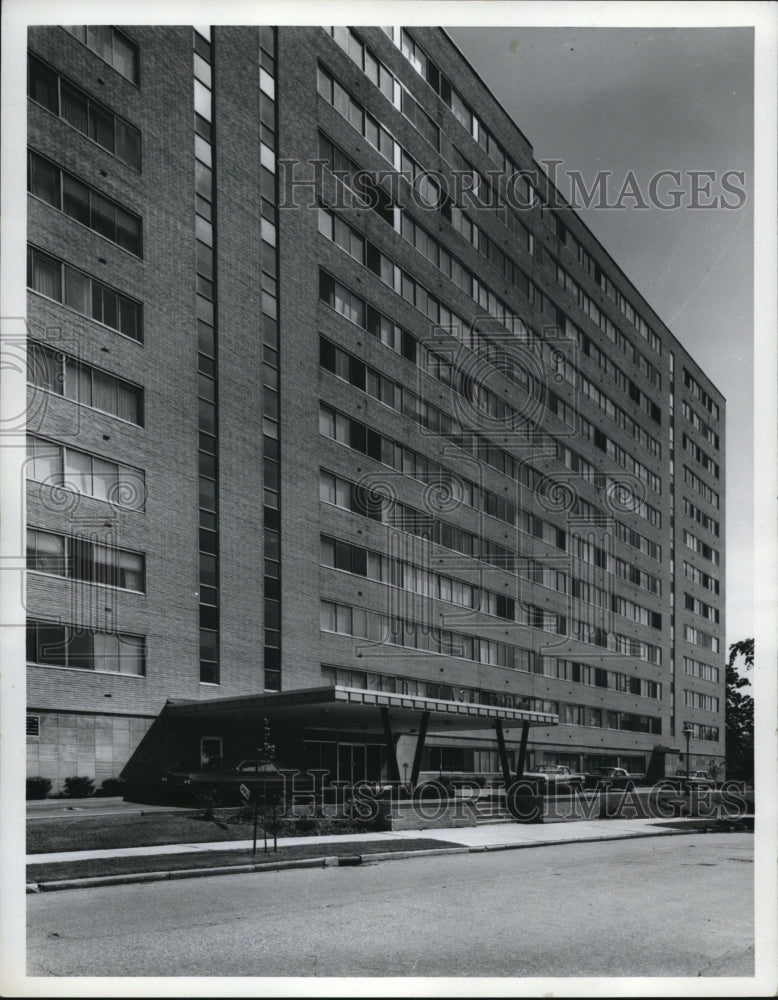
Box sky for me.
[448,24,755,648]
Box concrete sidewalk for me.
[27,815,727,866]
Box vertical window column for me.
[259,27,281,691]
[194,27,219,684]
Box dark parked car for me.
[583,766,646,789]
[160,760,296,805]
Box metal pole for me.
[252,798,258,857]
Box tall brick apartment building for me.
[25,25,726,793]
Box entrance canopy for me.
[165,685,558,787]
[165,684,559,734]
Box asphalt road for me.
[27,832,754,978]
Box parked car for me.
[673,769,715,789]
[583,766,646,789]
[520,764,586,791]
[160,760,299,805]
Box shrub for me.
[26,776,52,800]
[98,777,125,797]
[63,775,95,798]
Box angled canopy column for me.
[409,710,430,789]
[494,718,513,788]
[515,720,530,780]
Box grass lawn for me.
[27,838,457,883]
[27,809,391,855]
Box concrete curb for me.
[27,821,751,893]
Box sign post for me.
[240,784,257,857]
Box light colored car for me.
[520,764,586,790]
[674,769,715,788]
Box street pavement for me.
[26,832,755,978]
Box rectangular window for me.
[65,26,140,84]
[26,435,145,511]
[27,618,145,674]
[28,341,143,425]
[28,55,141,169]
[27,246,143,341]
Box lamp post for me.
[682,722,694,791]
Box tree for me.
[725,638,754,782]
[256,717,276,764]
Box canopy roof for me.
[165,684,559,735]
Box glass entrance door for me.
[338,743,366,785]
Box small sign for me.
[239,783,251,801]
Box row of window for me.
[27,619,145,675]
[318,68,663,406]
[193,27,219,678]
[28,149,142,256]
[319,266,663,508]
[683,368,721,422]
[561,704,661,734]
[28,55,141,170]
[683,655,720,683]
[322,663,554,715]
[556,261,660,377]
[28,340,143,426]
[683,497,719,537]
[64,25,139,84]
[683,624,720,654]
[27,435,145,511]
[683,562,719,596]
[555,219,662,354]
[690,723,720,742]
[539,658,661,699]
[563,313,661,416]
[256,26,282,693]
[320,467,553,580]
[27,528,144,592]
[384,25,665,362]
[683,466,719,509]
[320,470,662,664]
[318,68,663,410]
[27,245,143,342]
[320,401,566,549]
[321,598,536,671]
[322,325,661,551]
[682,434,720,479]
[612,520,661,562]
[193,26,221,687]
[579,414,660,495]
[683,529,720,566]
[570,531,661,599]
[682,400,719,450]
[612,596,662,630]
[319,203,663,469]
[322,532,655,635]
[326,25,536,262]
[322,324,662,553]
[684,593,720,624]
[683,689,719,712]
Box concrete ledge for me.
[363,847,470,863]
